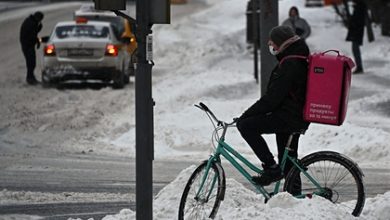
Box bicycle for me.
[178,102,365,219]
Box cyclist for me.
[237,25,310,187]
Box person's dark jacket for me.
[346,0,367,45]
[241,39,310,130]
[20,15,42,48]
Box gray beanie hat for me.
[269,26,296,47]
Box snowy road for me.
[0,153,389,218]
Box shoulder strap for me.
[279,55,308,67]
[278,55,308,102]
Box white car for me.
[73,4,138,79]
[41,19,130,88]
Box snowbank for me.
[99,166,390,220]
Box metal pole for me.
[135,0,154,219]
[252,0,259,83]
[260,0,278,96]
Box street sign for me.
[94,0,126,10]
[146,35,153,61]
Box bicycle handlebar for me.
[195,102,236,126]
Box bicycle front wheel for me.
[284,151,365,217]
[178,160,225,220]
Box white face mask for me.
[269,45,279,55]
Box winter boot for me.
[252,164,283,186]
[27,77,39,85]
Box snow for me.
[0,2,82,23]
[0,189,134,205]
[0,0,390,219]
[100,167,390,220]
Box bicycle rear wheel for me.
[178,160,225,220]
[284,151,365,216]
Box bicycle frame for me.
[197,136,325,202]
[193,103,325,203]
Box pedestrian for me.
[346,0,367,74]
[20,11,44,85]
[236,26,310,191]
[282,6,311,40]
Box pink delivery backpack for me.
[280,50,355,126]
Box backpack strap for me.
[278,55,308,102]
[279,55,308,66]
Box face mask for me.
[269,45,279,55]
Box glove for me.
[36,41,41,49]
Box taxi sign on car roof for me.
[76,17,88,24]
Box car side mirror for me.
[41,36,50,43]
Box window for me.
[55,25,110,39]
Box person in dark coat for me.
[237,26,310,187]
[20,11,44,85]
[346,0,367,74]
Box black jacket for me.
[241,39,310,130]
[346,1,367,45]
[20,15,42,48]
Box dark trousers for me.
[22,46,37,80]
[237,114,302,194]
[237,114,300,170]
[352,41,363,70]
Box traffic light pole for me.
[135,0,154,219]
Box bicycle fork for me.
[195,157,225,203]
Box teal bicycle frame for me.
[196,126,325,202]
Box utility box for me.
[150,0,170,24]
[246,0,260,44]
[382,2,390,36]
[94,0,126,10]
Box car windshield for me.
[75,16,124,39]
[55,25,109,39]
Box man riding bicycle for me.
[237,26,310,187]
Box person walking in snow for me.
[346,0,367,74]
[20,11,44,85]
[282,6,311,40]
[237,26,310,191]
